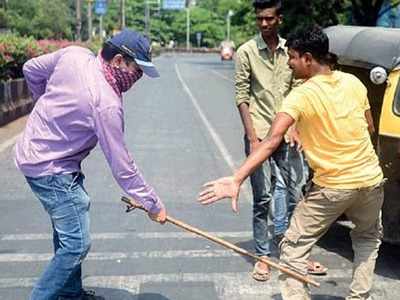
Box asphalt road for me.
[0,53,399,300]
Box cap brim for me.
[135,59,160,78]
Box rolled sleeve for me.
[279,90,306,122]
[235,47,251,106]
[94,106,162,214]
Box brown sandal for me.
[252,260,271,281]
[307,260,328,275]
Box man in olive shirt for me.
[235,0,305,280]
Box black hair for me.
[286,25,334,65]
[253,0,282,14]
[101,42,134,63]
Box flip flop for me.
[307,260,328,275]
[252,260,271,281]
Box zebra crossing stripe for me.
[0,231,253,241]
[0,271,396,299]
[0,247,349,263]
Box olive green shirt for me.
[235,34,293,139]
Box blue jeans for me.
[245,137,305,257]
[272,154,309,236]
[26,173,91,300]
[271,160,287,236]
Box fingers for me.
[202,180,217,188]
[289,136,295,148]
[297,143,303,152]
[149,208,167,225]
[198,189,220,204]
[198,186,215,198]
[199,196,220,205]
[231,196,239,214]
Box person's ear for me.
[111,54,124,67]
[278,14,283,25]
[303,52,313,65]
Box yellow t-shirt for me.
[280,71,383,189]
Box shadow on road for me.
[234,223,400,281]
[85,288,173,300]
[272,295,344,300]
[317,223,400,281]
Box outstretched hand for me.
[198,176,240,213]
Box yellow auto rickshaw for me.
[324,25,400,244]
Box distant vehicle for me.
[220,40,235,61]
[324,25,400,244]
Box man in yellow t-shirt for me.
[198,26,384,300]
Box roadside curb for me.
[0,79,33,127]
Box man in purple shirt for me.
[14,29,166,300]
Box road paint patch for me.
[0,250,243,263]
[175,63,252,200]
[0,271,397,300]
[175,63,236,171]
[0,247,347,263]
[210,69,234,83]
[1,231,253,241]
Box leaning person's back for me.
[281,70,383,189]
[15,46,114,177]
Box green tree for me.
[6,0,38,36]
[0,8,8,29]
[31,0,73,39]
[281,0,345,35]
[6,0,73,39]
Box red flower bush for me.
[0,34,96,81]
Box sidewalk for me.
[0,115,27,154]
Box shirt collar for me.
[256,33,286,52]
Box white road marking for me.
[0,272,397,300]
[175,63,252,200]
[0,272,277,298]
[0,134,20,154]
[175,63,236,171]
[210,69,234,83]
[0,250,243,263]
[1,231,253,241]
[0,246,346,263]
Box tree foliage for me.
[0,0,393,47]
[6,0,73,39]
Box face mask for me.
[100,54,143,96]
[111,65,143,93]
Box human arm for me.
[238,103,260,152]
[235,48,260,152]
[365,109,375,135]
[287,125,303,151]
[22,48,65,102]
[94,106,166,223]
[198,113,295,212]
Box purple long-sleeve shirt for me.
[14,46,162,214]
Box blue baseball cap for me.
[107,29,159,78]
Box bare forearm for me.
[365,109,375,134]
[234,112,295,185]
[234,134,283,184]
[238,103,257,141]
